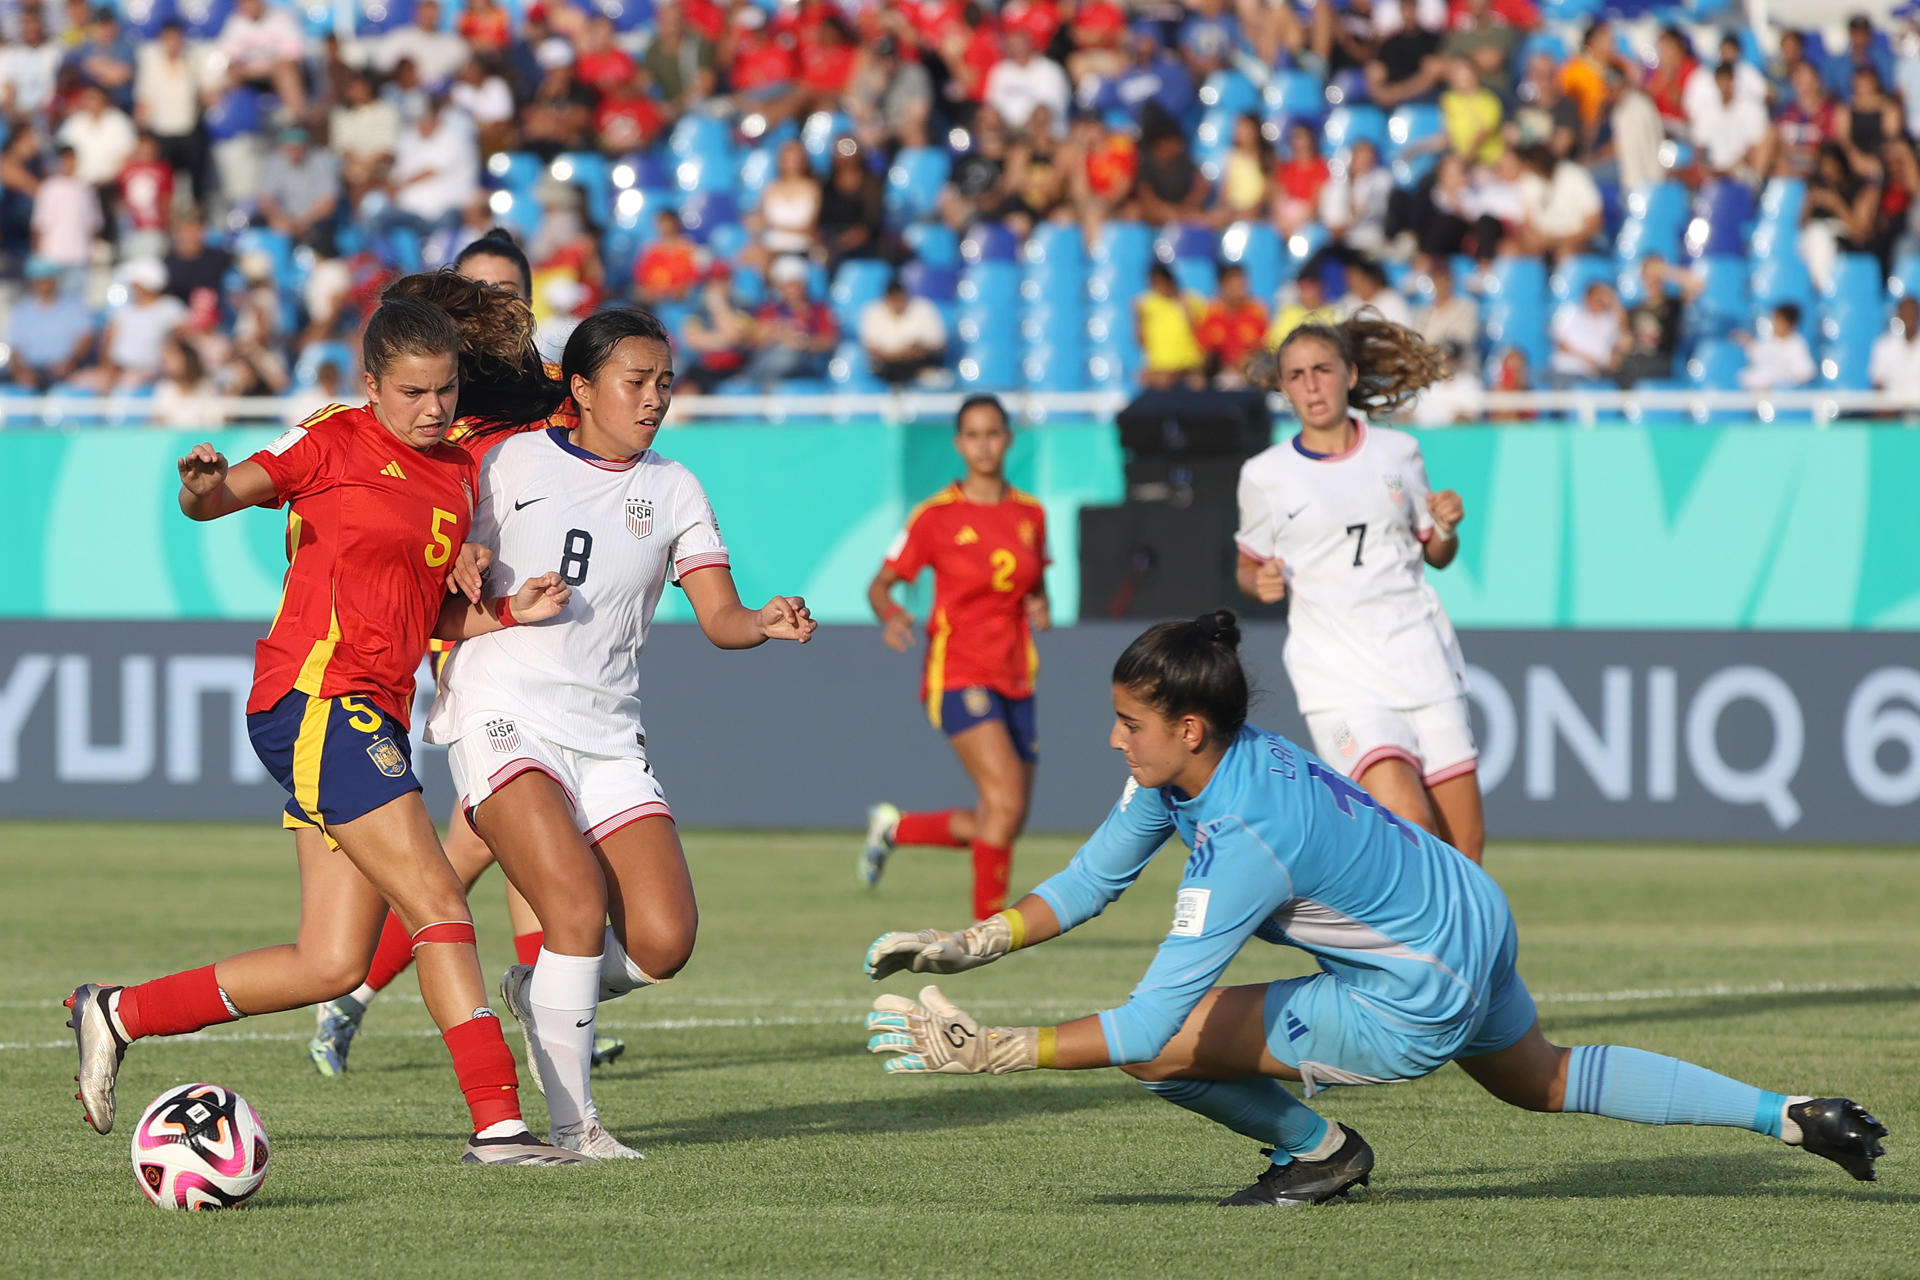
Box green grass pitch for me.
[3,822,1915,1277]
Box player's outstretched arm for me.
[682,564,817,648]
[866,986,1112,1074]
[177,444,278,521]
[433,571,571,640]
[864,896,1062,981]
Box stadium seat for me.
[1751,178,1806,260]
[1199,69,1260,116]
[885,147,951,226]
[1264,69,1328,118]
[1158,223,1220,265]
[830,259,894,330]
[957,260,1022,312]
[485,151,545,195]
[674,149,738,197]
[119,0,175,38]
[294,341,355,387]
[1023,344,1090,392]
[352,0,413,33]
[827,341,887,392]
[1219,221,1284,304]
[705,220,748,262]
[175,0,234,38]
[1020,302,1085,346]
[1550,255,1615,303]
[1195,108,1236,180]
[1688,339,1746,390]
[1387,104,1443,159]
[1284,222,1331,267]
[1614,181,1687,262]
[1085,303,1137,349]
[1823,253,1886,305]
[902,260,958,303]
[957,339,1020,390]
[1689,256,1750,339]
[1519,30,1569,65]
[590,0,655,31]
[1751,256,1815,313]
[1484,257,1550,369]
[1023,221,1086,268]
[552,152,614,226]
[800,111,853,175]
[1092,220,1154,271]
[905,222,960,269]
[1324,105,1389,153]
[1891,250,1920,300]
[1695,180,1755,258]
[961,221,1020,264]
[669,114,731,160]
[1820,341,1872,391]
[1170,259,1217,297]
[677,191,739,243]
[602,224,646,284]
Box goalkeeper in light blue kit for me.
[863,612,1887,1206]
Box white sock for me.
[1297,1122,1346,1162]
[597,927,663,1002]
[1780,1095,1814,1146]
[476,1119,531,1140]
[348,982,377,1006]
[530,947,603,1132]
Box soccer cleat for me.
[64,984,127,1134]
[1788,1098,1888,1182]
[591,1035,626,1069]
[460,1131,594,1166]
[1218,1126,1374,1207]
[552,1120,646,1160]
[308,998,365,1077]
[859,802,901,888]
[498,964,546,1098]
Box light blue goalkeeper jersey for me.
[1029,725,1515,1066]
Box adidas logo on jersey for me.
[954,526,979,545]
[381,461,407,479]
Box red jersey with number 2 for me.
[246,403,478,725]
[885,484,1049,702]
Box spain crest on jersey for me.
[626,498,654,539]
[486,718,520,753]
[366,736,408,778]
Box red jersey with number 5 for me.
[245,403,478,725]
[885,484,1049,701]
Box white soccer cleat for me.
[859,802,900,889]
[64,983,126,1134]
[552,1119,646,1160]
[497,965,546,1099]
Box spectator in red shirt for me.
[1645,26,1696,131]
[726,4,798,105]
[1001,0,1062,52]
[575,13,638,96]
[798,13,860,108]
[1065,0,1129,88]
[1773,60,1837,177]
[745,255,838,390]
[929,2,1003,114]
[595,67,666,152]
[633,209,703,304]
[458,0,513,52]
[1197,263,1271,387]
[1273,119,1330,236]
[117,131,173,252]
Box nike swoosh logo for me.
[514,497,548,511]
[575,1017,593,1027]
[1286,505,1309,519]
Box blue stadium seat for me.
[1327,67,1369,106]
[552,152,614,226]
[902,260,958,303]
[1086,344,1142,390]
[485,151,545,195]
[1092,220,1155,271]
[590,0,655,32]
[885,147,951,225]
[1823,253,1886,305]
[1891,250,1920,300]
[674,149,738,197]
[1284,222,1332,268]
[1695,180,1755,258]
[1614,181,1687,262]
[961,222,1020,264]
[1264,69,1328,118]
[1219,221,1284,304]
[1195,108,1236,180]
[1550,255,1615,303]
[1483,257,1550,369]
[1689,255,1750,338]
[1023,221,1086,268]
[1170,259,1217,297]
[202,87,268,143]
[352,0,415,33]
[669,114,731,159]
[1751,178,1805,260]
[830,259,894,331]
[678,191,739,243]
[602,224,646,285]
[800,111,853,175]
[828,341,887,392]
[1751,255,1814,312]
[957,260,1022,312]
[706,221,748,262]
[1387,104,1443,159]
[736,146,777,208]
[905,223,960,269]
[1023,345,1090,392]
[1158,223,1220,265]
[958,339,1020,390]
[1324,105,1389,153]
[119,0,176,38]
[1519,30,1569,66]
[294,341,355,387]
[1820,341,1872,391]
[1020,302,1085,346]
[1688,339,1746,390]
[1200,69,1260,116]
[1086,304,1137,350]
[175,0,234,38]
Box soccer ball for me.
[129,1083,270,1210]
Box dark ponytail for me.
[379,270,568,429]
[1111,609,1248,739]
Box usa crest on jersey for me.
[626,498,654,539]
[486,718,520,752]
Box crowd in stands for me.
[3,0,1920,421]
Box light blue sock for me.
[1142,1078,1331,1164]
[1564,1046,1787,1138]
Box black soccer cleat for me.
[1790,1098,1887,1182]
[1218,1125,1374,1207]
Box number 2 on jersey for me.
[989,548,1018,592]
[1345,522,1367,567]
[560,529,594,585]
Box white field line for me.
[1,978,1911,1053]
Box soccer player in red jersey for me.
[65,283,588,1166]
[308,235,627,1078]
[861,395,1050,921]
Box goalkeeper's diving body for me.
[863,612,1888,1206]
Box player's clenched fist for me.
[177,442,229,494]
[864,914,1012,980]
[505,571,571,624]
[1427,489,1464,538]
[1251,557,1288,604]
[866,985,1042,1075]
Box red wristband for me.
[493,596,518,628]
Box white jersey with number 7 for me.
[1234,419,1465,715]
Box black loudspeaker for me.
[1115,389,1272,459]
[1122,456,1244,505]
[1078,502,1289,622]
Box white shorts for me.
[447,718,672,844]
[1304,696,1477,787]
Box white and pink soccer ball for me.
[129,1083,270,1210]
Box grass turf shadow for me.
[1541,984,1918,1034]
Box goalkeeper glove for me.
[864,911,1018,981]
[866,985,1053,1074]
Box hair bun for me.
[1193,610,1241,648]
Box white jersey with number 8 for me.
[425,427,730,757]
[1234,420,1464,715]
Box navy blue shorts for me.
[247,690,422,832]
[934,687,1038,763]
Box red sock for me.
[970,841,1012,922]
[513,932,544,967]
[116,965,237,1041]
[363,911,416,992]
[443,1015,523,1133]
[895,810,967,848]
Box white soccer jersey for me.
[425,427,730,757]
[1234,420,1465,715]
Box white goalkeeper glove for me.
[866,985,1051,1075]
[864,912,1016,981]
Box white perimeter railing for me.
[2,389,1918,428]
